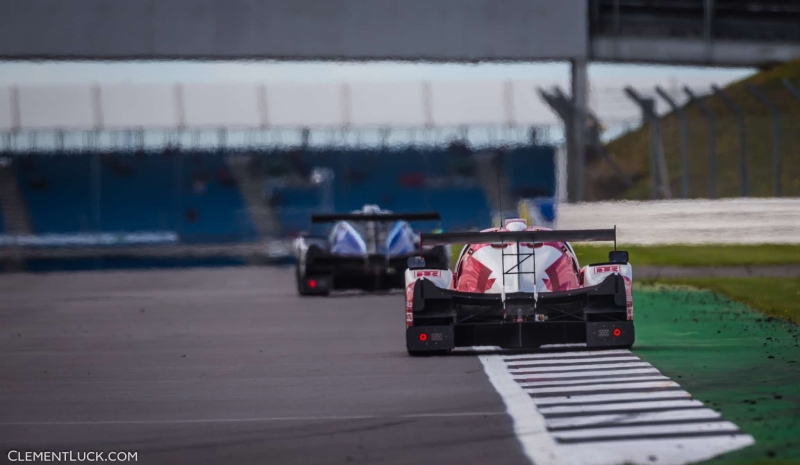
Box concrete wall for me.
[102,85,179,129]
[0,0,587,61]
[556,199,800,245]
[0,80,562,131]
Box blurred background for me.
[2,3,800,463]
[0,0,799,272]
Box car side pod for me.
[406,326,455,355]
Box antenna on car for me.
[496,166,503,227]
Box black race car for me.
[293,205,449,295]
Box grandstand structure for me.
[0,80,559,271]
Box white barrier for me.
[554,198,800,245]
[0,232,178,247]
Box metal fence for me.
[544,79,800,202]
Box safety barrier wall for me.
[554,198,800,245]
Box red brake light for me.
[419,333,428,341]
[308,279,317,289]
[613,328,622,337]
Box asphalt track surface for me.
[0,267,529,465]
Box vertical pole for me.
[340,82,352,130]
[257,84,269,129]
[782,78,800,102]
[704,0,714,62]
[684,87,716,199]
[10,86,21,153]
[747,84,782,197]
[422,81,434,129]
[56,130,65,152]
[175,83,186,131]
[93,84,104,132]
[503,79,516,128]
[656,86,690,198]
[712,85,747,197]
[624,87,667,199]
[218,127,228,151]
[645,99,660,200]
[570,59,588,202]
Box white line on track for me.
[538,399,706,416]
[546,409,722,430]
[505,356,641,366]
[513,367,661,380]
[518,375,668,387]
[0,411,506,427]
[534,390,693,406]
[479,349,754,465]
[509,362,653,372]
[503,350,632,360]
[479,355,567,465]
[552,421,740,440]
[524,380,680,395]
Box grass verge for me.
[634,285,800,464]
[450,244,800,268]
[642,278,800,325]
[573,244,800,268]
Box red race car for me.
[405,218,634,356]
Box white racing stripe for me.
[534,390,692,406]
[509,362,653,373]
[479,350,754,465]
[506,356,641,366]
[478,355,566,465]
[538,399,706,416]
[524,380,679,395]
[513,367,661,380]
[546,408,722,430]
[552,421,740,440]
[503,350,633,360]
[519,375,668,388]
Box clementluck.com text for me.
[8,451,138,462]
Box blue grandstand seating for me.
[272,186,323,236]
[16,152,256,243]
[268,147,494,233]
[13,145,554,246]
[503,146,557,199]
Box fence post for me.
[747,84,782,197]
[655,86,690,198]
[781,78,800,101]
[684,87,717,199]
[539,86,632,195]
[712,85,748,197]
[624,86,670,199]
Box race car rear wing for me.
[418,227,619,307]
[420,228,617,247]
[311,212,441,223]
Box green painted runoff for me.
[633,285,800,464]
